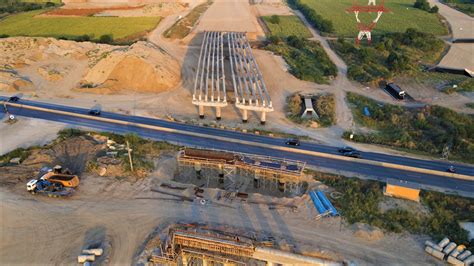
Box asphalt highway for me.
[1,97,473,195]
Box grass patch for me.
[312,171,474,251]
[344,92,474,163]
[0,0,60,14]
[261,15,312,38]
[297,0,447,37]
[164,1,212,39]
[442,0,474,17]
[286,93,336,127]
[466,103,474,109]
[330,28,445,83]
[0,10,161,44]
[265,35,337,84]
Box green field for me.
[299,0,447,36]
[261,15,312,38]
[0,10,161,42]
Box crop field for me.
[261,15,312,38]
[0,10,161,42]
[298,0,447,37]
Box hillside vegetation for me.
[344,92,474,163]
[297,0,447,37]
[266,35,337,84]
[0,10,161,44]
[330,28,445,83]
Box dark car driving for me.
[8,96,20,102]
[343,151,361,158]
[285,138,301,146]
[338,146,356,153]
[88,109,101,116]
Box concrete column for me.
[242,109,248,123]
[199,104,204,119]
[216,106,221,120]
[266,262,275,266]
[202,258,209,266]
[181,254,189,266]
[260,111,266,125]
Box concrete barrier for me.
[6,102,473,182]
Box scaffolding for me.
[177,148,306,183]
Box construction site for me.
[1,0,473,264]
[0,131,456,265]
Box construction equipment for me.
[26,165,79,197]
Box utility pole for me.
[126,141,134,172]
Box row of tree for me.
[287,0,334,33]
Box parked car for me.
[88,109,101,116]
[285,138,300,146]
[343,151,361,158]
[338,146,356,153]
[385,83,406,100]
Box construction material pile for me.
[425,237,473,265]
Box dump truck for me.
[41,165,79,188]
[26,165,79,197]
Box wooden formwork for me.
[177,148,305,183]
[173,230,255,258]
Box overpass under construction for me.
[193,31,273,124]
[177,148,306,194]
[149,224,341,265]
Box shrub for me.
[98,34,113,44]
[75,34,91,42]
[287,94,302,116]
[269,15,280,24]
[430,5,439,13]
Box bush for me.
[344,92,474,163]
[269,15,280,24]
[331,28,444,83]
[430,5,439,13]
[75,34,91,42]
[287,94,302,116]
[98,34,113,44]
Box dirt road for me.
[429,0,474,72]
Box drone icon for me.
[346,0,391,44]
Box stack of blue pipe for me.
[309,190,339,216]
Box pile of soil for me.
[79,41,181,94]
[0,37,180,95]
[351,222,384,241]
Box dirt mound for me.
[351,222,384,241]
[1,37,180,96]
[79,42,180,94]
[0,70,33,92]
